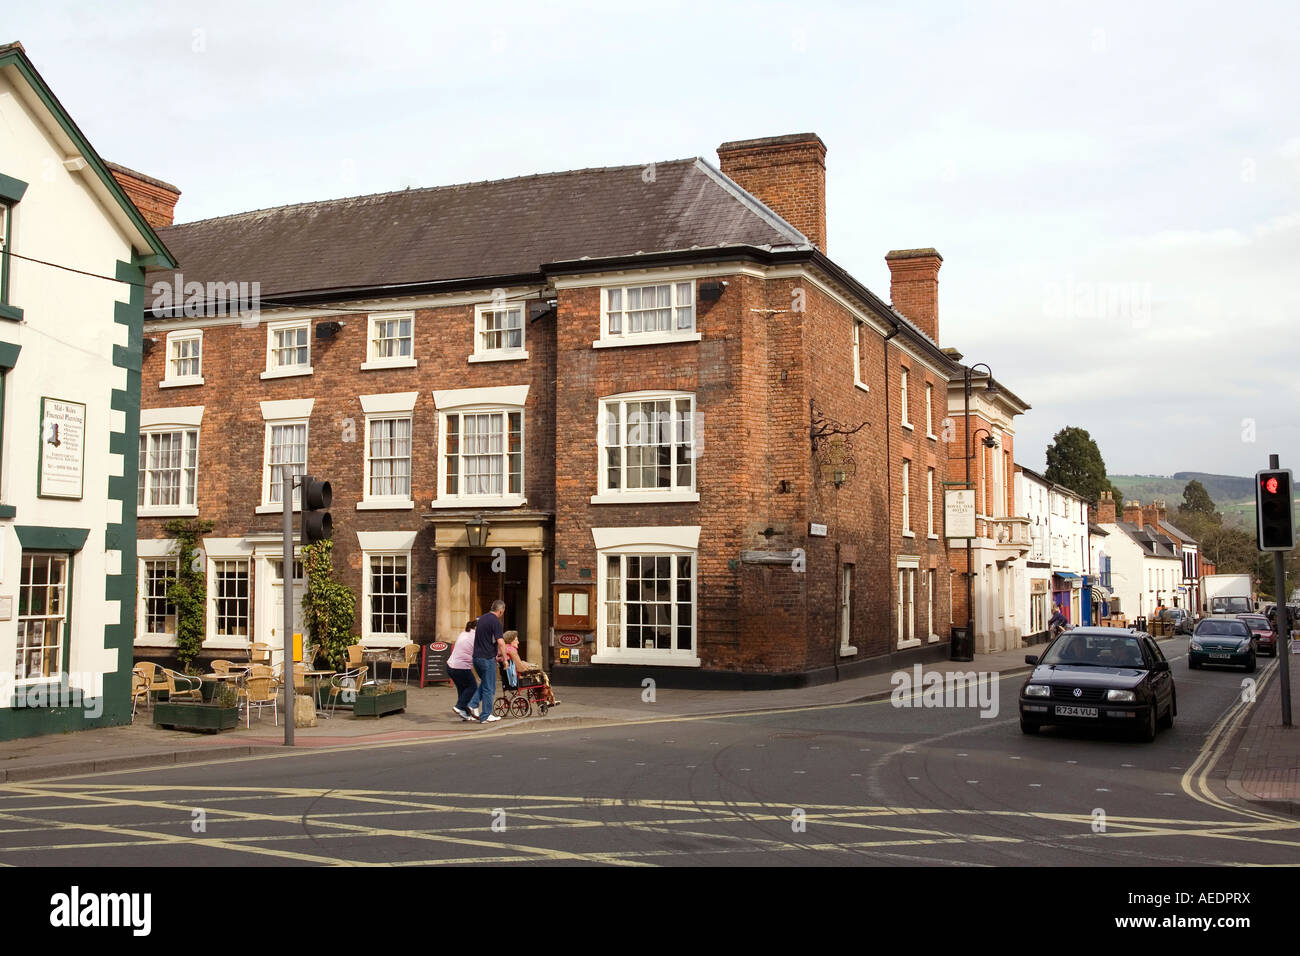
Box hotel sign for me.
[38,397,86,500]
[945,489,976,539]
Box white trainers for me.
[453,707,470,720]
[481,714,501,723]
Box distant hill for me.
[1112,473,1299,531]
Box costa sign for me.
[557,633,584,647]
[429,642,449,652]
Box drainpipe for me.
[882,323,900,657]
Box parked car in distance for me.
[1189,618,1256,672]
[1157,607,1195,635]
[1237,613,1277,657]
[1019,628,1176,742]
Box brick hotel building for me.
[131,133,967,687]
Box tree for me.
[1044,426,1116,505]
[1180,480,1216,517]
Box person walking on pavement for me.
[468,600,508,724]
[1049,606,1069,641]
[447,620,478,721]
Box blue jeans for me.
[448,667,476,712]
[469,657,496,719]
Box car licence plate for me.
[1210,653,1232,659]
[1055,705,1098,718]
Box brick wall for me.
[139,298,557,652]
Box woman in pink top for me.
[447,621,478,720]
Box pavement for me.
[3,638,1296,817]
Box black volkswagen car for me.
[1019,628,1176,742]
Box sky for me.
[7,0,1298,478]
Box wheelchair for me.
[492,662,556,718]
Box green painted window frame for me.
[0,199,21,322]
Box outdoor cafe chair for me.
[133,661,169,708]
[160,667,202,702]
[390,643,420,685]
[326,666,367,716]
[249,642,272,665]
[130,666,150,720]
[240,674,279,727]
[345,644,364,670]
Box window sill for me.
[0,303,23,322]
[203,638,251,650]
[901,421,914,431]
[468,351,529,364]
[139,634,179,647]
[255,503,301,514]
[896,638,922,650]
[926,433,938,442]
[902,530,916,538]
[928,533,939,540]
[139,506,199,518]
[855,381,870,393]
[428,496,527,510]
[838,645,858,657]
[159,377,204,389]
[261,367,313,380]
[590,491,699,505]
[357,499,415,511]
[361,358,418,371]
[589,653,701,667]
[593,332,701,349]
[927,633,941,644]
[362,636,406,649]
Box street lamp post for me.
[954,363,997,662]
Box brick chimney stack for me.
[1097,491,1117,524]
[107,161,180,229]
[885,248,943,343]
[717,133,827,252]
[1122,500,1144,529]
[1142,500,1167,530]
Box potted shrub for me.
[352,681,406,718]
[154,681,240,732]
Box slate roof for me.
[150,158,809,300]
[1113,522,1180,559]
[1158,518,1198,545]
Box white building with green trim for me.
[0,42,176,740]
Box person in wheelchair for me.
[502,631,560,706]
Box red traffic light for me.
[1265,476,1279,495]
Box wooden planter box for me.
[353,689,406,718]
[154,701,239,732]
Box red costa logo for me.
[429,642,449,651]
[558,633,583,647]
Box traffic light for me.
[1256,468,1294,551]
[301,475,332,544]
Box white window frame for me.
[160,329,203,388]
[927,467,936,538]
[14,552,70,685]
[471,302,529,363]
[853,321,869,392]
[362,311,417,370]
[897,560,919,649]
[262,319,313,379]
[927,568,938,642]
[208,557,252,646]
[902,459,913,537]
[596,280,700,348]
[925,383,936,439]
[431,385,529,509]
[593,391,699,504]
[359,532,415,647]
[900,368,913,429]
[138,427,200,517]
[592,526,701,667]
[140,556,179,645]
[359,391,419,510]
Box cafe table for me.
[302,669,337,717]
